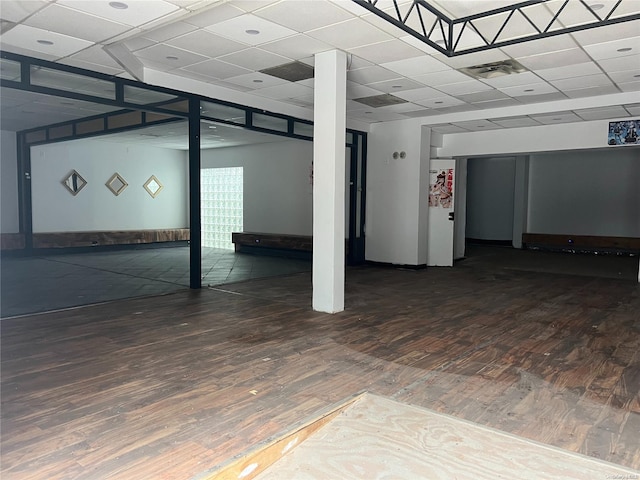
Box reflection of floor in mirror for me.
[254,394,640,480]
[0,246,310,317]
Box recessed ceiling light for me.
[589,3,605,10]
[245,29,260,35]
[617,47,632,52]
[109,1,128,9]
[166,56,179,60]
[37,39,54,45]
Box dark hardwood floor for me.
[2,249,639,479]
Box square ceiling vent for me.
[459,59,527,79]
[260,61,314,82]
[353,94,408,108]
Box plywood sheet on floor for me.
[256,394,640,480]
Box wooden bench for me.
[232,232,312,258]
[522,233,640,254]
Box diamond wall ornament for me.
[62,169,87,196]
[143,175,163,198]
[106,172,128,196]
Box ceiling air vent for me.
[353,94,408,108]
[260,61,314,82]
[459,59,527,79]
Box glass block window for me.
[201,167,243,250]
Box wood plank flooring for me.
[2,251,639,479]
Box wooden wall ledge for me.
[232,232,313,252]
[32,229,190,249]
[522,233,640,253]
[1,233,26,250]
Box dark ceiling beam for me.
[352,0,640,57]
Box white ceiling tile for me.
[518,48,592,70]
[395,85,443,102]
[534,62,602,81]
[413,69,472,87]
[563,84,621,98]
[223,71,287,89]
[205,14,297,46]
[124,36,156,52]
[399,35,442,55]
[452,119,500,132]
[0,1,49,22]
[481,71,543,88]
[350,110,406,122]
[617,80,640,93]
[457,90,510,103]
[500,35,579,58]
[530,111,582,125]
[490,116,541,128]
[57,0,180,27]
[516,92,568,104]
[381,55,450,77]
[571,22,640,46]
[376,102,428,114]
[433,49,509,69]
[177,69,252,90]
[260,34,333,60]
[552,73,614,90]
[332,0,369,17]
[182,3,245,28]
[625,103,640,115]
[231,0,282,13]
[255,0,355,32]
[347,39,424,64]
[135,43,208,68]
[574,106,630,121]
[434,80,493,96]
[167,30,247,57]
[348,55,374,70]
[346,82,383,99]
[499,82,559,97]
[70,45,125,69]
[181,58,252,79]
[415,96,466,108]
[297,77,314,88]
[583,36,640,61]
[60,58,124,76]
[24,4,132,43]
[306,18,393,50]
[141,21,198,42]
[360,12,411,37]
[347,66,400,85]
[365,77,424,93]
[0,24,93,58]
[253,82,313,99]
[433,104,480,114]
[474,98,522,109]
[217,47,291,71]
[402,109,440,118]
[430,124,470,134]
[597,54,640,74]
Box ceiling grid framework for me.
[0,0,639,136]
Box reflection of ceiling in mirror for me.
[62,170,87,196]
[106,172,128,196]
[144,175,163,198]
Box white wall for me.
[465,157,516,241]
[1,130,19,234]
[201,139,314,236]
[527,149,640,237]
[31,139,188,232]
[366,118,425,265]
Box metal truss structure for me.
[353,0,640,57]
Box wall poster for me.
[608,119,639,146]
[429,168,453,209]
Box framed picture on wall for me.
[608,119,640,146]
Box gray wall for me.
[465,157,516,241]
[527,149,640,237]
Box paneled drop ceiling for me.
[1,0,639,137]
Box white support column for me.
[312,50,347,313]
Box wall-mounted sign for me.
[608,119,639,146]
